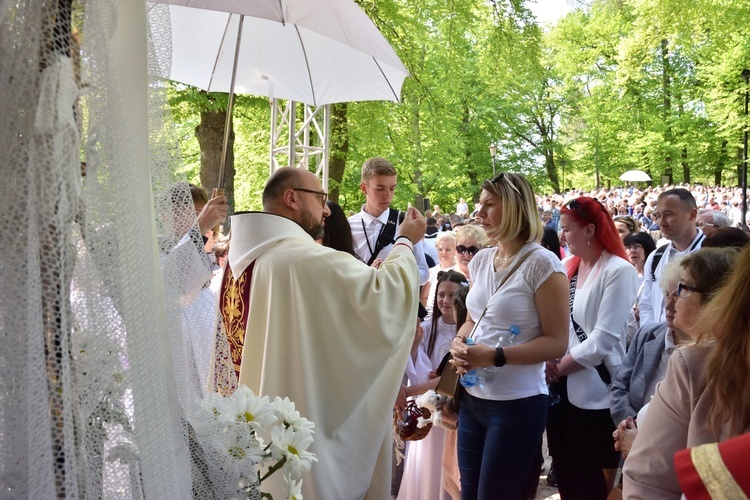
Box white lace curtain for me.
[0,1,241,498]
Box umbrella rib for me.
[277,0,285,25]
[208,13,235,91]
[294,25,317,106]
[373,57,399,102]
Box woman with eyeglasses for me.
[449,173,569,499]
[622,232,657,288]
[623,247,741,499]
[545,196,638,500]
[453,225,487,282]
[608,258,691,499]
[622,232,658,346]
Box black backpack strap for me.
[365,208,400,266]
[650,244,670,282]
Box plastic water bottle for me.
[459,338,479,388]
[477,325,520,384]
[547,358,561,406]
[548,383,561,406]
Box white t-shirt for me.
[465,243,565,401]
[348,207,430,284]
[419,315,457,369]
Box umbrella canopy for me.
[149,0,409,106]
[619,169,652,182]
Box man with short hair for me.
[424,217,439,246]
[542,209,556,229]
[550,199,561,231]
[696,209,730,237]
[638,188,705,326]
[227,167,425,499]
[348,157,430,284]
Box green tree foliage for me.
[549,0,750,188]
[167,0,750,210]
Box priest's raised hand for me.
[397,206,427,244]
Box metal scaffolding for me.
[270,99,331,190]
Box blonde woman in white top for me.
[450,173,569,499]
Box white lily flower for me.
[198,389,317,496]
[285,474,303,500]
[225,385,278,432]
[272,397,316,434]
[272,396,300,422]
[270,426,317,478]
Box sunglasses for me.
[456,245,480,256]
[614,215,636,231]
[676,280,704,298]
[489,172,521,195]
[490,172,505,183]
[565,199,592,222]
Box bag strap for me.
[466,247,540,341]
[650,244,669,283]
[365,208,399,266]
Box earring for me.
[587,239,591,248]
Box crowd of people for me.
[175,165,750,500]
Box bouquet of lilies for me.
[199,385,317,500]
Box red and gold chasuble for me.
[215,261,254,395]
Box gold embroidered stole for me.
[218,261,254,390]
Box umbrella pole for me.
[217,14,244,192]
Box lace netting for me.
[1,1,257,498]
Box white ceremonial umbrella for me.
[149,0,408,106]
[619,169,652,182]
[148,0,409,188]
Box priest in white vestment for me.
[228,167,425,500]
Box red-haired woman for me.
[546,197,638,499]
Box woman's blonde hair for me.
[436,231,457,246]
[480,173,543,244]
[659,256,685,294]
[694,245,750,437]
[455,224,488,248]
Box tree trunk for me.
[661,38,673,182]
[412,95,423,211]
[544,146,560,193]
[328,102,349,205]
[460,102,480,204]
[739,147,744,187]
[681,147,690,184]
[715,141,728,186]
[195,107,235,218]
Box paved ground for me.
[534,451,560,500]
[534,431,560,500]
